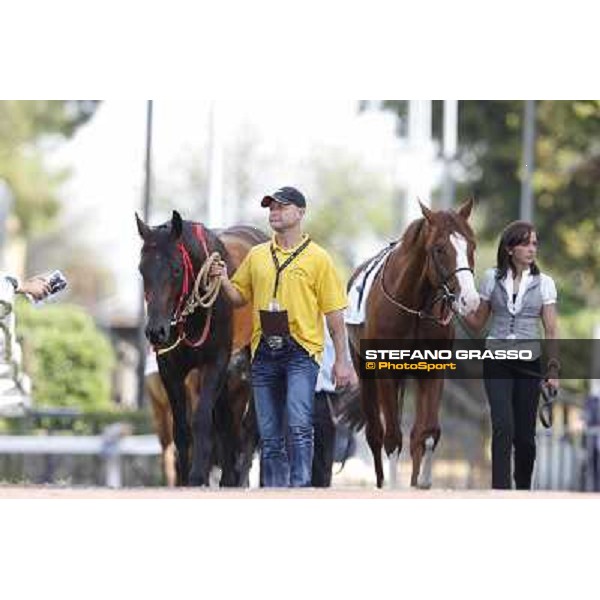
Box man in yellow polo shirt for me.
[211,186,357,487]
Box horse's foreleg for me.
[161,375,191,486]
[390,382,408,488]
[410,378,443,489]
[377,379,402,489]
[381,380,402,457]
[362,380,385,488]
[190,356,228,486]
[213,382,242,488]
[233,385,257,487]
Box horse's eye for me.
[434,246,444,254]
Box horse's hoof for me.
[189,472,209,487]
[416,436,435,489]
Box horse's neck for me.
[388,247,431,306]
[184,221,220,267]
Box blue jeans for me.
[252,338,319,487]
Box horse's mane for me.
[397,217,427,257]
[384,218,427,279]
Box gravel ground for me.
[0,485,596,499]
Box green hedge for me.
[14,300,116,411]
[0,409,154,436]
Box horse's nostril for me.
[145,326,167,345]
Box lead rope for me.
[181,252,223,316]
[156,225,224,356]
[157,255,223,356]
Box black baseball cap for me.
[261,186,307,208]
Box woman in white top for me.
[464,221,559,490]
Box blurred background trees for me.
[376,100,600,323]
[0,101,99,235]
[2,99,599,414]
[0,101,117,413]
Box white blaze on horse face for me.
[450,233,480,315]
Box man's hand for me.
[332,359,359,390]
[19,276,51,301]
[208,260,247,308]
[209,260,229,283]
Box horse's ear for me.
[136,212,151,240]
[171,210,183,241]
[419,199,434,223]
[456,197,474,221]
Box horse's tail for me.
[334,428,356,474]
[333,386,365,432]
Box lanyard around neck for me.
[270,236,311,298]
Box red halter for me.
[171,223,213,349]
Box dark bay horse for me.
[347,199,479,489]
[146,347,256,487]
[137,210,267,486]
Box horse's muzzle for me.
[146,324,170,346]
[456,292,480,316]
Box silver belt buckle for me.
[266,335,285,350]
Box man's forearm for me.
[326,311,350,363]
[221,280,247,308]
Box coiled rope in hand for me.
[181,252,223,317]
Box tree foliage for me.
[378,100,600,310]
[0,101,99,234]
[305,147,397,274]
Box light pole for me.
[405,100,434,223]
[136,100,153,409]
[207,101,224,227]
[520,100,536,222]
[441,100,458,210]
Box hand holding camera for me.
[23,270,68,303]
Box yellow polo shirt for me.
[231,234,347,361]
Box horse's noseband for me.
[430,246,473,301]
[379,245,474,327]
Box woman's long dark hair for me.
[495,220,540,280]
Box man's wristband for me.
[5,276,20,293]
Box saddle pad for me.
[345,243,395,325]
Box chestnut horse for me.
[347,199,479,489]
[137,211,267,486]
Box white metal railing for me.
[0,427,161,488]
